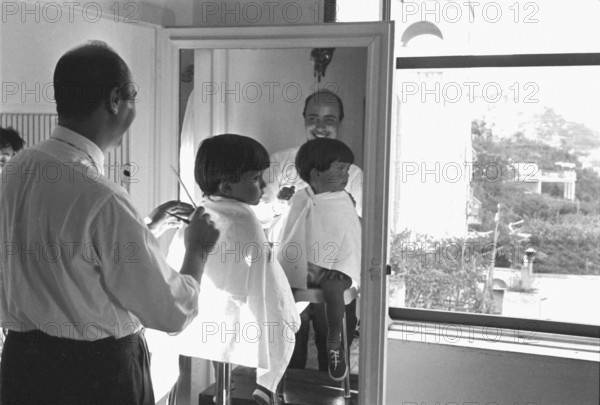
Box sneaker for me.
[252,385,274,405]
[328,348,348,381]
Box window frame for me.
[390,51,600,339]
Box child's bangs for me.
[334,144,354,165]
[318,140,355,168]
[244,142,270,172]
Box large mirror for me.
[157,22,393,404]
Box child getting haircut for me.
[170,134,299,404]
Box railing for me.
[0,113,130,191]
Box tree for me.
[528,107,600,154]
[575,167,600,208]
[526,215,600,275]
[470,112,600,275]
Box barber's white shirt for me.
[0,126,200,340]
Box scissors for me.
[166,211,190,225]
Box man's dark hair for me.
[295,138,354,183]
[0,127,25,152]
[302,89,344,122]
[53,41,132,120]
[195,134,270,196]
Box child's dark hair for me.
[295,138,354,183]
[194,134,270,195]
[0,127,26,152]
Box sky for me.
[391,0,600,150]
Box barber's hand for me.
[277,186,295,201]
[147,200,195,237]
[180,207,219,282]
[184,207,219,261]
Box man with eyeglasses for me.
[0,41,219,405]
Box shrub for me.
[388,230,488,312]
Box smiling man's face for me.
[304,97,341,140]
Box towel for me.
[166,197,299,392]
[274,188,361,289]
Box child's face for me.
[310,161,350,194]
[226,170,267,205]
[0,146,15,172]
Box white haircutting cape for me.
[274,187,361,289]
[166,197,299,392]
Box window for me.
[388,0,600,339]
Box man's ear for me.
[218,180,232,195]
[108,86,121,115]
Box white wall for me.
[222,47,367,163]
[392,70,472,238]
[0,0,158,216]
[387,336,599,405]
[338,0,382,22]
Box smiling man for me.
[261,89,363,219]
[303,89,342,140]
[0,41,218,405]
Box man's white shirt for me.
[0,126,201,340]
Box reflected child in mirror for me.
[274,138,361,382]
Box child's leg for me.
[311,303,329,372]
[287,305,311,370]
[319,271,352,350]
[313,298,358,372]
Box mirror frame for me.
[156,22,394,404]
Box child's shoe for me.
[328,347,348,381]
[252,385,275,405]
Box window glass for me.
[388,65,600,326]
[391,0,600,56]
